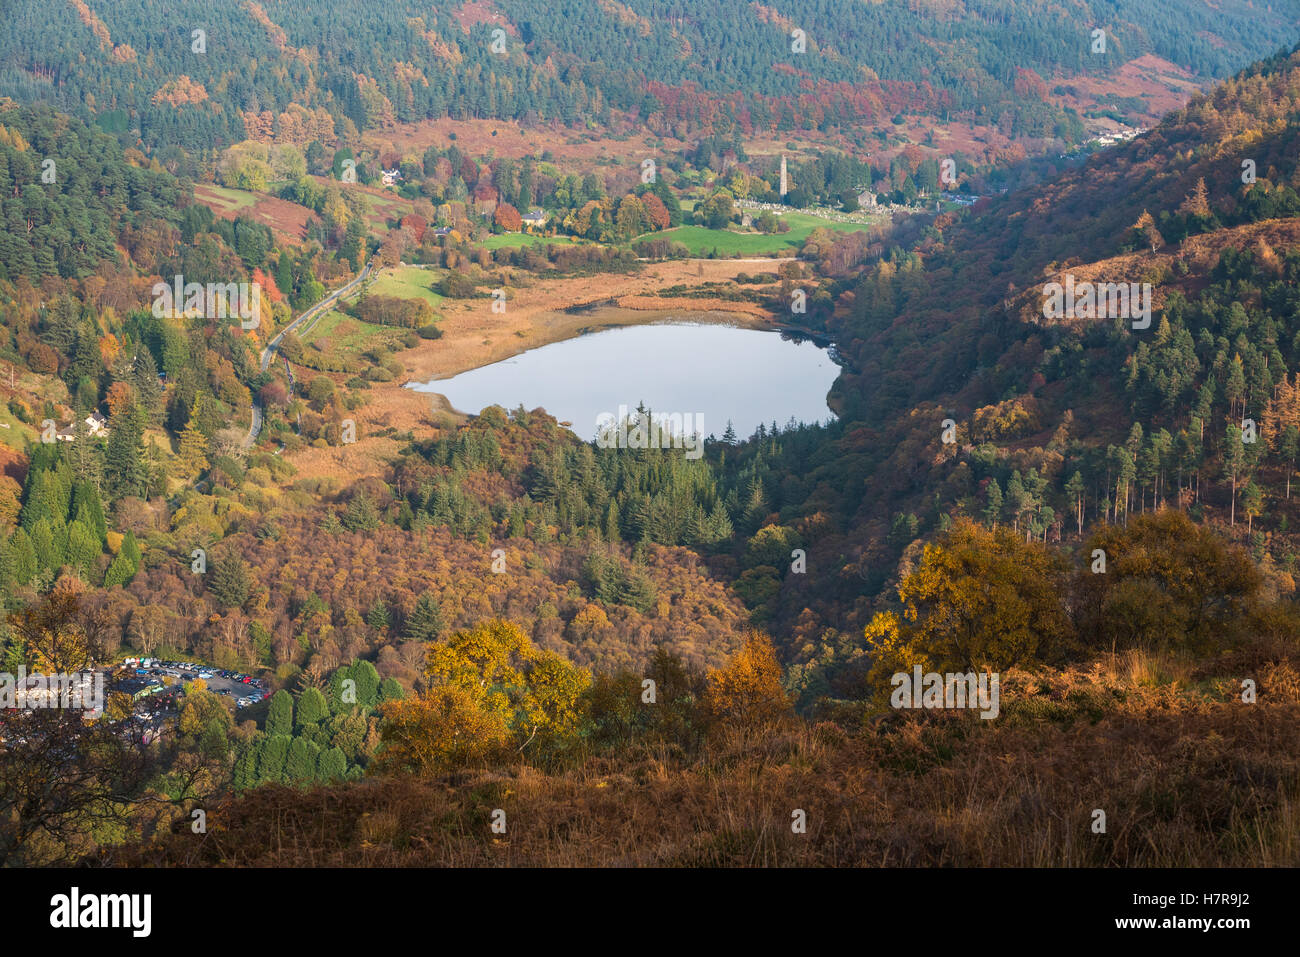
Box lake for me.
[407,319,839,443]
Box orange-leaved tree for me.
[702,630,793,737]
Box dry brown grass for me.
[104,654,1300,867]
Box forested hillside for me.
[719,42,1300,642]
[2,0,1295,151]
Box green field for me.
[362,265,445,309]
[195,184,259,213]
[660,210,880,255]
[299,310,408,365]
[292,266,444,369]
[0,401,37,450]
[478,233,584,250]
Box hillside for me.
[2,0,1296,156]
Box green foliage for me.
[266,690,294,737]
[296,687,329,730]
[402,594,444,642]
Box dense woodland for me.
[1,0,1294,152]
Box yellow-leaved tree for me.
[373,620,590,775]
[865,520,1072,699]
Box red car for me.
[241,677,253,683]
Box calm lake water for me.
[408,320,839,442]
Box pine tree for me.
[210,551,250,608]
[983,479,1003,529]
[266,690,294,737]
[365,601,391,632]
[1223,424,1245,526]
[316,746,347,782]
[9,528,37,584]
[285,737,320,783]
[296,687,328,730]
[351,660,380,708]
[176,397,210,481]
[71,480,107,543]
[256,734,290,784]
[64,520,99,580]
[402,593,444,642]
[1240,480,1263,532]
[105,406,148,498]
[0,536,13,592]
[122,530,142,568]
[233,739,261,790]
[102,551,136,588]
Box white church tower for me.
[779,155,788,197]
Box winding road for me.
[243,260,375,449]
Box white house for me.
[55,411,109,442]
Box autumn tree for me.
[702,630,792,736]
[1073,511,1261,654]
[371,685,510,776]
[1,592,156,864]
[866,520,1072,684]
[493,202,522,232]
[376,619,590,773]
[1130,210,1164,252]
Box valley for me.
[0,0,1299,902]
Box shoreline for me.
[280,258,797,479]
[407,304,772,391]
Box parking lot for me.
[120,659,270,710]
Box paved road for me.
[243,260,375,448]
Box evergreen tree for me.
[1223,424,1246,526]
[316,746,347,782]
[285,737,320,783]
[983,479,1003,529]
[266,690,294,737]
[365,601,391,632]
[122,531,142,569]
[102,551,137,588]
[296,687,329,730]
[351,660,380,709]
[402,593,444,642]
[256,734,290,784]
[1064,471,1085,535]
[8,528,37,585]
[64,520,99,580]
[70,480,106,542]
[233,738,261,790]
[105,406,148,499]
[210,550,250,608]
